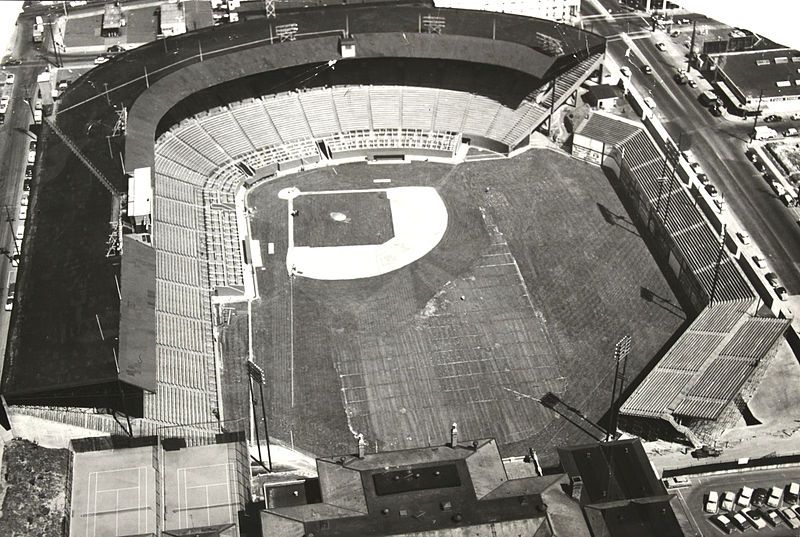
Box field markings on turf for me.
[373,179,391,183]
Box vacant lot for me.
[244,149,683,463]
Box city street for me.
[584,0,800,292]
[0,13,49,374]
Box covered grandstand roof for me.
[572,112,791,423]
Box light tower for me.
[266,0,276,19]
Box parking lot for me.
[674,467,800,535]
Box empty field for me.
[244,149,684,463]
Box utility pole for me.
[750,89,764,143]
[4,206,19,257]
[708,225,727,306]
[687,20,697,73]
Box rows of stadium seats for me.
[323,129,460,154]
[505,52,604,145]
[198,108,255,157]
[204,205,244,290]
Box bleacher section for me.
[569,113,791,442]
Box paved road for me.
[585,4,800,292]
[0,12,48,375]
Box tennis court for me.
[163,443,243,531]
[70,447,157,537]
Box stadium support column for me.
[749,89,764,143]
[708,225,726,307]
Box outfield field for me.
[242,149,684,463]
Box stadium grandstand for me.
[572,112,790,446]
[1,1,605,445]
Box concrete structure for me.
[585,83,618,109]
[262,435,578,537]
[434,0,581,25]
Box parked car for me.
[57,79,70,90]
[786,482,800,504]
[670,30,680,37]
[696,173,711,186]
[106,44,126,54]
[93,55,110,65]
[656,42,667,51]
[785,128,800,137]
[776,286,789,301]
[692,445,722,459]
[620,66,631,77]
[711,514,733,534]
[642,64,653,74]
[0,95,9,114]
[2,58,21,66]
[644,96,656,109]
[765,272,780,288]
[18,206,26,220]
[767,487,784,508]
[752,487,769,507]
[791,113,800,121]
[20,193,28,207]
[663,476,692,489]
[721,491,736,512]
[705,184,719,198]
[731,512,749,531]
[688,78,698,88]
[710,105,722,117]
[4,73,14,85]
[754,160,766,172]
[705,491,720,514]
[27,149,35,164]
[765,509,782,526]
[753,255,768,269]
[742,507,768,529]
[5,282,14,311]
[737,232,751,245]
[764,114,782,123]
[738,486,755,507]
[779,506,800,528]
[25,165,33,178]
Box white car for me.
[93,55,110,65]
[18,206,26,220]
[20,193,28,207]
[721,491,736,511]
[0,96,8,114]
[644,96,656,109]
[780,507,800,528]
[15,224,24,241]
[705,491,719,514]
[4,73,14,85]
[27,149,35,164]
[738,486,754,507]
[769,486,784,508]
[791,113,800,121]
[752,255,767,269]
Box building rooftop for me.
[558,438,684,537]
[262,437,560,537]
[715,48,800,100]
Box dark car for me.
[752,488,769,507]
[765,114,782,123]
[711,514,733,534]
[23,180,31,191]
[754,161,766,172]
[3,58,22,66]
[25,165,33,178]
[642,65,653,74]
[691,446,722,459]
[710,106,722,117]
[705,184,719,197]
[106,44,126,54]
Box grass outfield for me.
[245,150,684,462]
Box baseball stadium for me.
[0,0,787,476]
